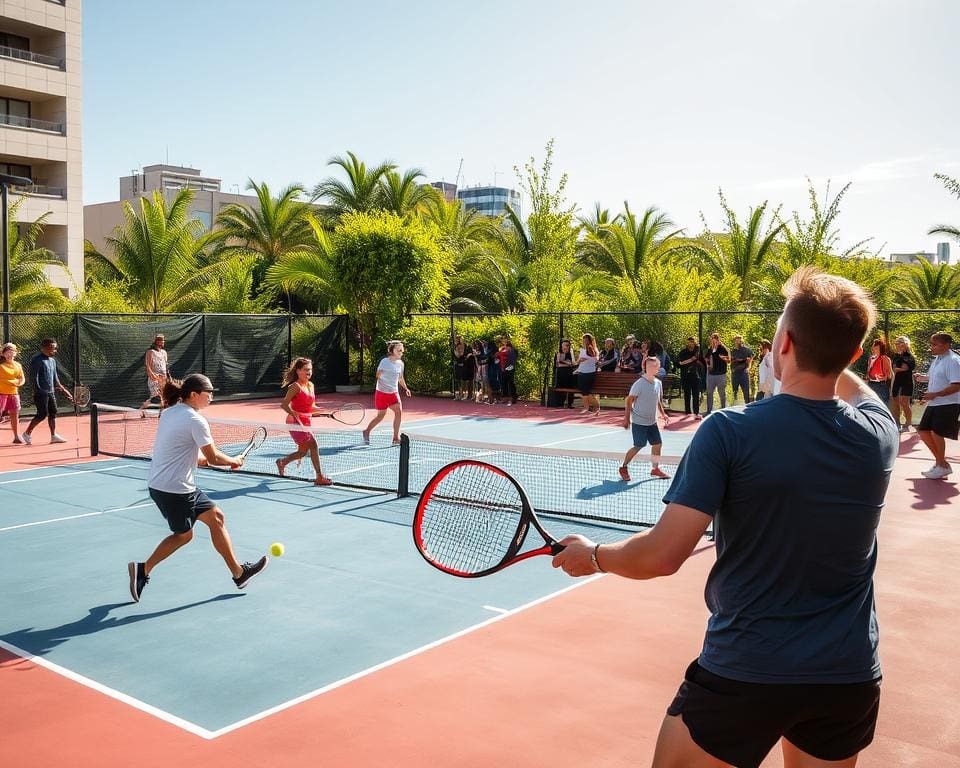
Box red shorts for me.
[0,393,21,412]
[374,390,400,410]
[285,413,313,445]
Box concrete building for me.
[84,164,262,256]
[0,0,82,296]
[430,180,457,202]
[457,184,521,218]
[936,242,950,265]
[890,252,936,265]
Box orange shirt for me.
[0,360,25,395]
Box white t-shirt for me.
[148,403,213,493]
[927,350,960,407]
[758,352,775,393]
[577,348,598,374]
[376,357,405,394]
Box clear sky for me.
[83,0,960,259]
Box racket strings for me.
[419,465,524,574]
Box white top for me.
[927,350,960,407]
[758,352,775,393]
[376,357,405,394]
[148,403,213,493]
[577,348,598,374]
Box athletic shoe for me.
[127,562,148,602]
[21,432,31,445]
[234,556,269,589]
[694,414,703,421]
[50,434,67,443]
[315,475,333,486]
[922,466,951,479]
[618,466,631,482]
[650,466,670,479]
[12,437,22,444]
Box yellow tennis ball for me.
[270,542,285,557]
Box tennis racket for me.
[73,385,91,408]
[236,427,268,462]
[315,402,365,426]
[413,459,563,578]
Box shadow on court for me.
[576,476,668,500]
[906,478,959,510]
[1,595,243,658]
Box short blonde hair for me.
[894,335,911,350]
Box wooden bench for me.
[549,371,680,409]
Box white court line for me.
[0,639,214,739]
[483,605,509,614]
[0,464,134,485]
[538,430,622,447]
[207,574,603,738]
[0,456,119,476]
[395,417,466,430]
[0,502,155,532]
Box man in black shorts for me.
[914,332,960,479]
[553,267,898,768]
[127,373,268,602]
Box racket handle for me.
[549,542,566,555]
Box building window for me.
[0,33,30,51]
[0,163,31,178]
[190,210,212,230]
[0,98,31,119]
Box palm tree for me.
[379,168,436,217]
[212,180,317,309]
[928,173,960,243]
[894,260,960,308]
[578,203,692,303]
[84,189,221,312]
[203,255,272,313]
[780,179,874,267]
[312,151,395,219]
[5,199,65,310]
[262,217,342,313]
[422,196,499,255]
[696,191,786,305]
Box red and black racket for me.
[413,459,563,578]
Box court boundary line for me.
[0,502,155,533]
[0,575,603,740]
[0,464,135,485]
[0,456,118,476]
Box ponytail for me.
[161,373,211,408]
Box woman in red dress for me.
[277,357,332,486]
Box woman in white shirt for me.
[757,339,775,400]
[362,340,412,445]
[576,333,601,416]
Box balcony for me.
[16,183,66,199]
[0,112,64,135]
[0,45,65,70]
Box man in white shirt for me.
[915,332,960,479]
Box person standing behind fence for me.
[497,337,519,406]
[22,338,72,445]
[865,339,893,405]
[730,334,754,404]
[486,338,502,405]
[676,336,703,420]
[0,342,26,443]
[554,339,577,408]
[140,334,170,414]
[576,333,600,416]
[890,336,915,431]
[756,339,775,400]
[362,340,412,445]
[704,333,729,414]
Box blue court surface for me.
[0,416,693,737]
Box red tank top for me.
[289,383,314,425]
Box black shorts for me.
[149,487,217,534]
[918,403,960,440]
[891,375,914,397]
[33,392,57,419]
[577,371,596,395]
[666,660,881,768]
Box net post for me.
[90,403,99,456]
[398,433,410,497]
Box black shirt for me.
[705,344,729,375]
[892,351,915,384]
[677,346,702,378]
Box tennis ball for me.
[270,542,285,557]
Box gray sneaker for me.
[51,434,67,443]
[21,432,32,445]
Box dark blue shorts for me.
[149,487,217,534]
[631,422,661,449]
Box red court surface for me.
[1,396,958,767]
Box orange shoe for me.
[650,466,669,479]
[315,475,333,486]
[276,458,287,477]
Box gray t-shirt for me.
[730,345,753,373]
[148,403,213,494]
[663,394,898,684]
[628,376,661,426]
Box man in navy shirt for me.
[22,338,73,445]
[554,268,898,768]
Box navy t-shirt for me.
[663,393,898,684]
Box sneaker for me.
[127,562,148,602]
[21,432,32,445]
[618,466,631,482]
[650,466,670,479]
[922,466,951,480]
[234,556,269,589]
[315,475,333,486]
[51,434,67,444]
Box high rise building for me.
[430,181,457,202]
[0,0,82,296]
[457,185,521,218]
[937,242,950,265]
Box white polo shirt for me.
[927,350,960,407]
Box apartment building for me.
[0,0,82,296]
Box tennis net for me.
[92,404,682,527]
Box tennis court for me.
[1,396,958,767]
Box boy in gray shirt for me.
[619,356,670,481]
